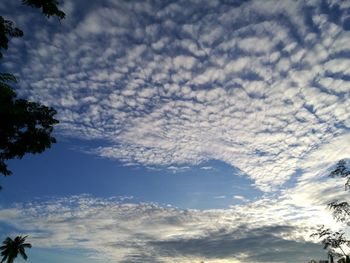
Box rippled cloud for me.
[2,0,350,191]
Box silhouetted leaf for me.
[22,0,65,19]
[0,16,23,58]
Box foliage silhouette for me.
[0,18,23,59]
[22,0,65,19]
[0,236,31,263]
[329,160,350,190]
[0,0,65,176]
[0,77,58,175]
[311,160,350,262]
[310,226,349,257]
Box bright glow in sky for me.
[0,0,350,262]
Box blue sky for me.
[0,0,350,262]
[3,139,260,209]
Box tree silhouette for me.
[0,17,23,59]
[329,160,350,190]
[310,226,349,258]
[0,1,64,58]
[327,160,350,223]
[0,236,32,263]
[311,160,350,262]
[0,0,65,176]
[0,78,58,175]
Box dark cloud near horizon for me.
[0,195,329,262]
[149,225,323,262]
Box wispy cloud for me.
[167,166,191,174]
[233,195,246,201]
[214,195,226,199]
[2,0,350,193]
[0,191,336,263]
[200,166,214,170]
[0,159,348,262]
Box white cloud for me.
[0,191,336,263]
[2,0,350,261]
[233,195,246,201]
[200,166,214,170]
[3,0,350,192]
[214,195,226,199]
[167,166,191,173]
[3,158,350,260]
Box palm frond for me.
[0,236,31,263]
[18,248,27,261]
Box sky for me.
[0,0,350,262]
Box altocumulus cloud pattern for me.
[2,0,350,191]
[1,1,350,262]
